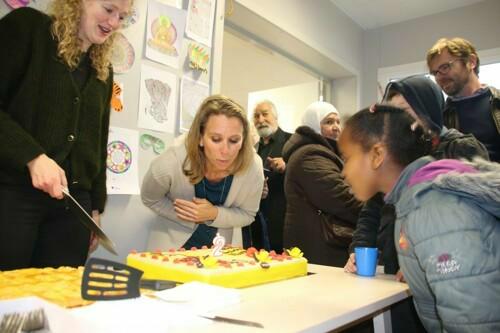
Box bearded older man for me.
[244,100,291,252]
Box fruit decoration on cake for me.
[127,245,308,288]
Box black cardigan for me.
[0,8,113,212]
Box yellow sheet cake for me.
[0,267,93,308]
[127,246,308,288]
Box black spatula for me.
[81,257,177,301]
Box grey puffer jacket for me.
[386,156,500,333]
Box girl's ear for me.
[370,143,386,170]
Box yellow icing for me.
[127,248,308,288]
[199,255,218,268]
[254,249,271,263]
[287,247,304,258]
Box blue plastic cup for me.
[355,247,378,277]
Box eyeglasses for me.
[429,58,464,76]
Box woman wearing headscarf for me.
[282,101,361,267]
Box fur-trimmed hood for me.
[430,158,500,218]
[386,156,500,219]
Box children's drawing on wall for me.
[188,41,210,72]
[145,78,170,123]
[145,0,187,69]
[138,64,177,133]
[185,0,216,47]
[180,77,209,132]
[121,4,139,29]
[110,81,124,113]
[140,133,166,155]
[107,140,131,174]
[181,39,211,83]
[106,127,140,195]
[111,32,135,74]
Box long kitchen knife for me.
[198,314,264,328]
[146,294,264,328]
[62,188,118,255]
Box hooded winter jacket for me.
[386,157,500,332]
[350,75,489,274]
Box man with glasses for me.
[427,37,500,162]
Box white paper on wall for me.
[138,64,178,133]
[180,77,210,132]
[106,127,140,195]
[145,0,187,69]
[185,0,216,47]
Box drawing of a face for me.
[145,79,171,123]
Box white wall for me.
[361,0,500,107]
[222,0,361,123]
[331,76,358,118]
[221,30,318,110]
[234,0,364,76]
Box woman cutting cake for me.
[0,0,132,270]
[141,95,264,250]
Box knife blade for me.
[62,188,118,255]
[145,294,264,328]
[199,315,264,328]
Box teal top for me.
[0,8,113,212]
[183,175,234,248]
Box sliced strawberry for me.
[246,247,257,257]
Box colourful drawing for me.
[145,1,186,69]
[111,32,135,74]
[147,15,178,56]
[140,134,166,155]
[110,81,124,112]
[188,42,210,73]
[145,79,171,123]
[107,141,132,174]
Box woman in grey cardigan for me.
[141,95,264,250]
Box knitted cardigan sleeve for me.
[0,8,47,170]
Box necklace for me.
[202,176,228,205]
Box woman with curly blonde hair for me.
[0,0,132,270]
[141,95,264,250]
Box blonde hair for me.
[49,0,131,81]
[183,95,254,184]
[426,37,480,75]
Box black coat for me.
[282,126,361,267]
[249,127,291,251]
